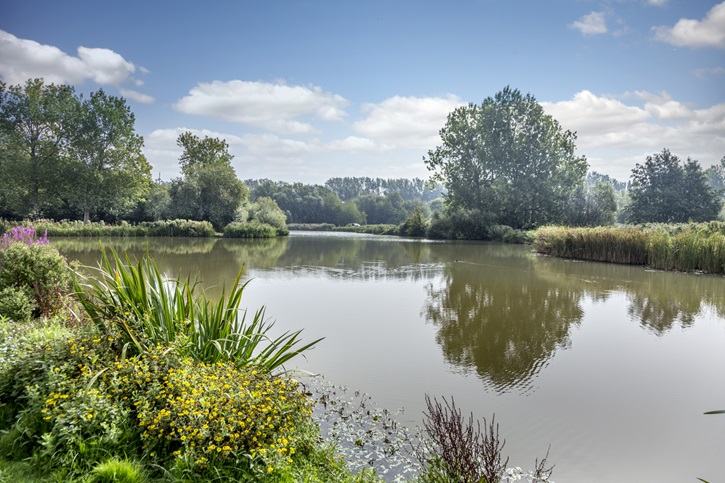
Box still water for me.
[54,231,725,482]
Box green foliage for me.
[249,180,365,225]
[627,149,722,223]
[565,181,618,226]
[89,458,147,483]
[425,208,497,240]
[286,223,335,231]
[223,221,279,238]
[248,197,288,232]
[332,224,399,235]
[0,79,152,222]
[169,132,249,231]
[73,248,322,372]
[0,286,35,322]
[0,242,73,318]
[535,223,725,274]
[22,219,215,237]
[399,206,428,237]
[425,86,588,229]
[0,322,327,481]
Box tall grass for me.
[535,223,725,275]
[73,248,322,372]
[9,219,216,237]
[223,221,279,238]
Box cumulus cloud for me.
[646,0,667,6]
[353,95,464,150]
[570,12,608,35]
[0,29,154,102]
[653,2,725,48]
[172,80,349,133]
[542,90,725,179]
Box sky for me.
[1,0,724,184]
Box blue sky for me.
[2,0,724,183]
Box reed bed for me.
[2,219,216,237]
[535,223,725,275]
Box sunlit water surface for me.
[55,232,725,483]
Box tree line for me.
[1,79,722,235]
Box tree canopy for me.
[425,86,588,230]
[169,132,248,230]
[626,149,722,223]
[0,79,151,221]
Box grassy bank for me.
[332,224,399,235]
[0,219,289,239]
[535,222,725,274]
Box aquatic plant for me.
[73,248,322,372]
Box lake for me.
[54,231,725,483]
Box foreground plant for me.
[415,395,553,483]
[73,248,322,373]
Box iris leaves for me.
[73,247,322,373]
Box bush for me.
[426,208,497,240]
[0,240,73,318]
[399,206,427,237]
[0,286,36,322]
[223,221,278,238]
[0,326,320,481]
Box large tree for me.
[0,79,78,218]
[169,132,248,230]
[627,149,722,223]
[0,79,152,221]
[70,89,151,222]
[425,86,588,229]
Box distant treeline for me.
[244,178,445,226]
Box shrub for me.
[426,208,496,240]
[399,206,428,237]
[0,238,73,318]
[0,286,36,322]
[0,325,320,481]
[223,221,278,238]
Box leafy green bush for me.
[426,208,496,240]
[0,242,73,318]
[223,221,279,238]
[0,286,35,322]
[399,206,427,237]
[0,324,324,481]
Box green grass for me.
[3,219,216,238]
[332,224,398,235]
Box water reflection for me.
[54,233,725,392]
[422,247,582,393]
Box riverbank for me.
[0,219,288,239]
[534,222,725,275]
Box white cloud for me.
[694,66,725,78]
[172,80,349,133]
[119,88,155,105]
[570,12,608,36]
[353,95,465,150]
[653,2,725,48]
[0,29,154,102]
[542,90,725,180]
[646,0,667,6]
